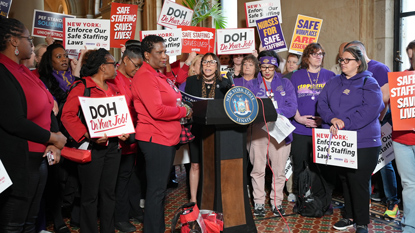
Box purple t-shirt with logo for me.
[367,60,390,87]
[256,80,271,99]
[290,68,335,135]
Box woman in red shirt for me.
[61,48,129,233]
[132,35,192,233]
[0,17,66,232]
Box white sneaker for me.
[288,193,296,203]
[140,199,145,208]
[39,231,52,233]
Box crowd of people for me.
[0,15,415,233]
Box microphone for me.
[226,71,235,88]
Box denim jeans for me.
[393,141,415,233]
[379,162,399,203]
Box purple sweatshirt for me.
[290,68,335,136]
[368,60,390,87]
[234,73,297,143]
[317,71,384,148]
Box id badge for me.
[272,99,278,109]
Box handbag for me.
[61,146,91,163]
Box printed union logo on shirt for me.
[224,86,259,125]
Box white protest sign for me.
[0,159,12,194]
[78,96,135,138]
[373,123,395,174]
[216,28,255,55]
[285,155,293,181]
[245,0,282,27]
[313,128,358,169]
[158,0,193,29]
[140,29,182,56]
[63,18,111,50]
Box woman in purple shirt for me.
[318,46,383,233]
[290,43,335,200]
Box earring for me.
[14,47,19,56]
[124,62,127,66]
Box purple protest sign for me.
[256,15,287,53]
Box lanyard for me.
[262,78,274,98]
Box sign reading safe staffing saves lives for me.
[78,96,135,138]
[110,2,138,48]
[389,70,415,131]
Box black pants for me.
[138,140,175,233]
[339,146,380,225]
[0,153,48,233]
[78,139,121,233]
[115,152,143,222]
[291,133,313,192]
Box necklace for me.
[307,69,320,100]
[262,78,274,98]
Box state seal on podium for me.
[224,86,259,125]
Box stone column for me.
[9,0,44,45]
[133,0,145,40]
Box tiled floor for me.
[47,166,403,233]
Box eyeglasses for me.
[260,66,275,71]
[338,58,357,64]
[104,62,117,68]
[20,36,33,44]
[310,52,325,58]
[202,60,217,66]
[128,57,141,69]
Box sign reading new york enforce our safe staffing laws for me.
[224,86,259,125]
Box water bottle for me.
[177,98,187,124]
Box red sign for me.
[389,70,415,131]
[177,26,215,54]
[110,2,138,48]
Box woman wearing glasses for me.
[110,42,144,232]
[290,43,335,204]
[184,53,231,204]
[318,46,383,233]
[61,48,130,233]
[0,17,66,232]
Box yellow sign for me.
[288,14,323,55]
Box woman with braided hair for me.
[0,17,67,232]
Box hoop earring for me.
[14,46,19,56]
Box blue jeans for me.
[393,141,415,233]
[380,161,399,204]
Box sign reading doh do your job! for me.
[158,0,193,29]
[63,18,110,50]
[289,14,323,55]
[217,28,255,55]
[79,96,135,138]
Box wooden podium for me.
[192,98,277,233]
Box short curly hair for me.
[141,35,165,58]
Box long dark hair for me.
[38,44,68,103]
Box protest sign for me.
[178,26,215,54]
[140,29,182,56]
[313,128,358,169]
[373,123,395,174]
[158,0,193,29]
[63,18,110,50]
[245,0,282,27]
[289,15,323,55]
[78,96,135,138]
[256,15,287,52]
[0,0,12,17]
[285,156,293,181]
[110,2,138,48]
[216,28,255,55]
[0,159,12,194]
[32,10,75,40]
[389,70,415,130]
